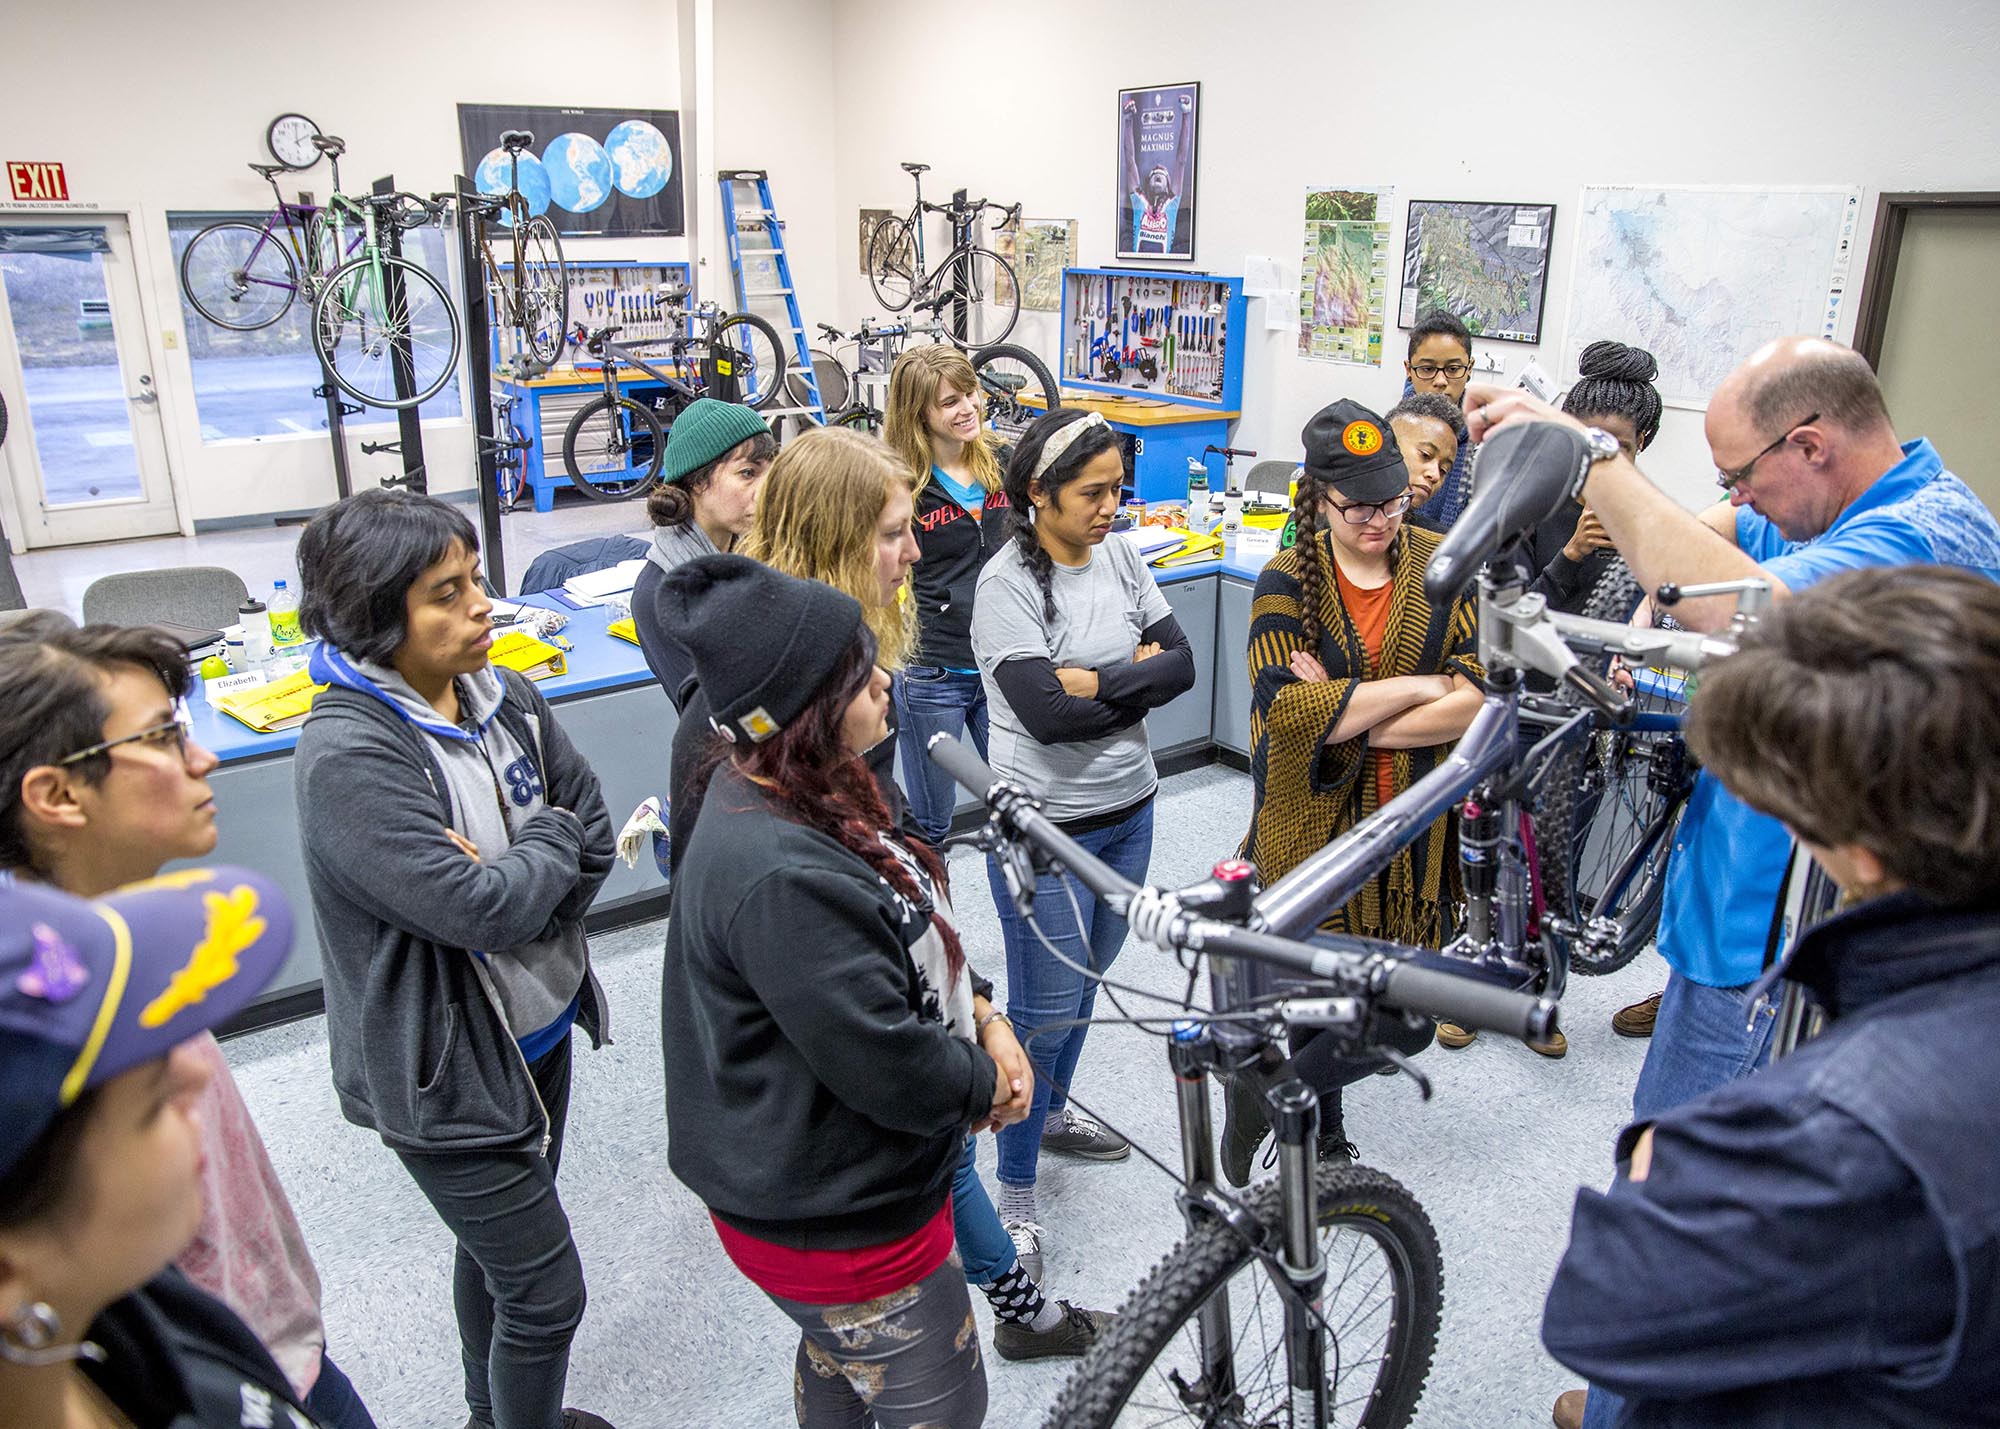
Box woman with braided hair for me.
[970,407,1196,1270]
[1223,399,1501,1185]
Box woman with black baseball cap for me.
[1225,399,1499,1182]
[0,868,318,1428]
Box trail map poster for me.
[457,104,682,237]
[1300,187,1392,365]
[1399,200,1555,343]
[993,218,1077,312]
[1116,83,1199,260]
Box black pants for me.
[395,1036,584,1429]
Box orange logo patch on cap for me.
[1342,420,1383,457]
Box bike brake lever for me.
[1375,1044,1434,1101]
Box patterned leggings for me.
[766,1253,987,1428]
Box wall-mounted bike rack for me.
[452,169,507,597]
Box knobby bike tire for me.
[934,246,1022,348]
[562,395,665,501]
[970,342,1058,441]
[1044,1163,1442,1429]
[834,408,880,434]
[179,220,300,331]
[0,390,8,449]
[707,312,788,411]
[310,255,461,410]
[518,215,569,370]
[867,215,918,312]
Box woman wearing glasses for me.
[1403,310,1478,528]
[1223,400,1489,1183]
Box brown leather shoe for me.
[1528,1028,1569,1059]
[1553,1388,1587,1429]
[1436,1020,1477,1048]
[1612,990,1664,1038]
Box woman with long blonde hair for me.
[881,345,1015,844]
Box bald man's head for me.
[1718,337,1892,440]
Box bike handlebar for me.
[926,735,1558,1042]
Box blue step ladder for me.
[719,170,823,422]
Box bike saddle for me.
[312,134,346,156]
[1425,422,1592,603]
[899,161,930,174]
[982,372,1027,395]
[500,130,535,153]
[248,162,289,178]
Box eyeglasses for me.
[1328,493,1413,525]
[1716,412,1818,492]
[56,710,195,768]
[1409,361,1472,381]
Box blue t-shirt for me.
[931,463,985,516]
[1658,439,2000,987]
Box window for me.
[167,210,464,440]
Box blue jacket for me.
[1543,891,2000,1426]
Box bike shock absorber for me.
[1460,794,1501,945]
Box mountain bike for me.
[866,164,1022,348]
[454,129,569,375]
[178,140,362,331]
[931,422,1769,1427]
[560,296,786,500]
[798,312,1058,442]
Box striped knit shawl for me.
[1241,523,1483,946]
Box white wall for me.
[0,0,684,524]
[811,0,2000,511]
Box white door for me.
[0,215,181,548]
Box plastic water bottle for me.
[239,599,271,670]
[269,579,303,649]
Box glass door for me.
[0,216,180,548]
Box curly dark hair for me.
[1002,409,1123,623]
[1563,340,1664,451]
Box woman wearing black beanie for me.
[658,555,1036,1427]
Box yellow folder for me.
[214,668,326,733]
[489,629,567,680]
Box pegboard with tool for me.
[490,259,694,373]
[1058,266,1246,412]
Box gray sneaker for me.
[1003,1219,1045,1283]
[994,1300,1117,1362]
[1040,1109,1131,1162]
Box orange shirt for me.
[1333,562,1397,811]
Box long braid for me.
[1007,501,1059,623]
[1292,481,1329,648]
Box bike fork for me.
[1169,1025,1238,1409]
[1270,1080,1329,1428]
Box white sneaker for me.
[1003,1219,1046,1283]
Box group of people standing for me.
[3,309,2000,1429]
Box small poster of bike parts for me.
[1117,83,1199,261]
[457,104,683,238]
[1059,265,1245,411]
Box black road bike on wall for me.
[932,424,1771,1428]
[453,129,570,375]
[866,164,1022,348]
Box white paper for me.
[1265,301,1300,333]
[1116,525,1185,557]
[1241,254,1295,299]
[563,559,647,601]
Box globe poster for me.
[457,104,684,237]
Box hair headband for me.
[1029,412,1109,485]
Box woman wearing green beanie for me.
[631,398,777,709]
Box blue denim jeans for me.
[893,666,989,846]
[1581,970,1780,1429]
[951,1134,1017,1287]
[991,797,1154,1188]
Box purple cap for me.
[0,867,292,1180]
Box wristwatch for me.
[976,1008,1013,1037]
[1580,426,1622,465]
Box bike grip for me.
[1377,961,1558,1042]
[927,733,1003,804]
[1562,662,1635,727]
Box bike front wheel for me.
[562,395,665,501]
[707,312,788,410]
[311,255,461,409]
[935,246,1022,348]
[517,215,569,370]
[971,342,1058,443]
[180,221,300,331]
[1046,1163,1442,1429]
[867,215,918,311]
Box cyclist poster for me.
[1116,84,1199,261]
[457,104,684,238]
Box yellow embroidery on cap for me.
[138,885,264,1029]
[741,706,780,742]
[1342,420,1383,457]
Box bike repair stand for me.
[451,171,508,596]
[314,327,361,499]
[355,175,428,499]
[947,188,974,346]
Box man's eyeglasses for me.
[1409,360,1472,381]
[56,710,195,768]
[1716,412,1819,492]
[1327,493,1413,525]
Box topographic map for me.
[1563,185,1862,406]
[1399,200,1554,343]
[1300,187,1392,365]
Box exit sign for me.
[8,162,69,202]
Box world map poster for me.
[1562,184,1861,407]
[1399,200,1555,343]
[1300,187,1392,365]
[457,104,684,238]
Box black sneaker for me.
[994,1301,1117,1362]
[1316,1106,1358,1167]
[562,1412,617,1429]
[1040,1109,1130,1161]
[1220,1073,1271,1189]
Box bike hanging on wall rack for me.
[451,129,570,375]
[931,424,1771,1427]
[866,164,1022,347]
[799,306,1059,441]
[560,288,787,501]
[178,143,362,331]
